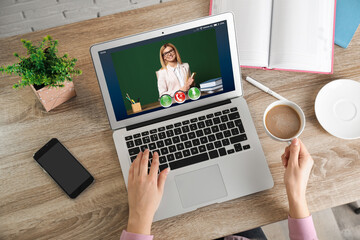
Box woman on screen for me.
[156,43,194,97]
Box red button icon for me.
[174,90,186,103]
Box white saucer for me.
[315,79,360,139]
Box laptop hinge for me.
[126,99,232,131]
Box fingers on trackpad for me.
[174,164,228,208]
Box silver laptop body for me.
[90,13,274,221]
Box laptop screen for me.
[98,20,235,121]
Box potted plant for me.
[0,35,82,111]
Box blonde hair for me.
[159,43,182,69]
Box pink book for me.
[210,0,337,74]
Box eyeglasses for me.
[162,49,175,57]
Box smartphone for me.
[33,138,94,198]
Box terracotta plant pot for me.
[30,81,76,112]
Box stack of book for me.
[200,77,223,93]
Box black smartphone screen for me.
[34,139,94,198]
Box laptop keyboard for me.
[125,107,251,172]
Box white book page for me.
[269,0,335,72]
[212,0,273,67]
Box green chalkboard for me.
[111,28,221,111]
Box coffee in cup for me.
[263,100,305,142]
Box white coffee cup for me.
[263,100,306,143]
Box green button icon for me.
[160,94,172,108]
[188,87,201,100]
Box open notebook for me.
[210,0,336,74]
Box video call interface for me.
[99,20,235,121]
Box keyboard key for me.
[134,138,142,146]
[243,144,251,150]
[174,122,181,127]
[126,141,134,148]
[228,112,240,120]
[158,127,165,132]
[235,119,245,133]
[156,140,165,148]
[184,141,192,148]
[231,128,239,136]
[219,148,227,156]
[169,152,209,170]
[190,124,197,131]
[174,128,182,135]
[230,107,238,112]
[198,116,206,120]
[149,143,156,150]
[224,130,231,138]
[183,149,191,157]
[208,134,216,142]
[222,139,230,146]
[200,137,208,144]
[172,136,180,144]
[166,125,173,129]
[188,132,196,139]
[158,132,166,139]
[206,113,214,118]
[190,147,199,155]
[209,150,219,159]
[164,138,172,146]
[150,129,157,134]
[176,143,185,151]
[175,152,183,159]
[197,121,205,129]
[227,121,235,129]
[205,119,213,126]
[211,125,219,133]
[219,123,227,131]
[130,155,137,162]
[160,147,169,155]
[140,145,148,152]
[133,133,141,138]
[159,156,167,164]
[192,139,200,146]
[234,143,242,152]
[230,134,247,144]
[159,164,169,172]
[222,109,230,114]
[167,154,175,162]
[190,118,198,123]
[149,151,153,159]
[216,132,224,140]
[199,145,206,152]
[129,147,140,156]
[150,134,158,141]
[204,128,211,135]
[182,125,190,133]
[213,117,221,124]
[227,149,235,154]
[143,136,150,144]
[220,115,229,122]
[182,120,190,125]
[125,136,132,141]
[169,145,176,153]
[166,130,174,137]
[206,143,214,150]
[196,130,204,137]
[180,134,188,141]
[214,111,222,116]
[214,141,222,148]
[141,131,149,136]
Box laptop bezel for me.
[90,12,242,130]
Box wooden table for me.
[1,0,359,239]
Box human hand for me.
[180,77,194,92]
[281,138,314,218]
[127,149,170,235]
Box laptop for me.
[90,13,274,221]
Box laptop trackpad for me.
[174,164,228,209]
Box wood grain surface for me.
[1,0,360,239]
